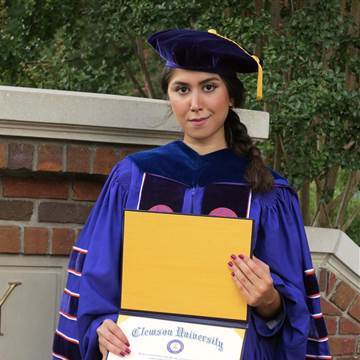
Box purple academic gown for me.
[52,140,331,360]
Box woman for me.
[53,29,331,360]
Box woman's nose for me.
[190,91,203,112]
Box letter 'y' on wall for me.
[0,282,21,336]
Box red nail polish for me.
[238,254,244,260]
[231,272,235,277]
[228,261,233,267]
[125,348,131,354]
[230,254,236,260]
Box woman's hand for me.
[228,254,282,318]
[96,319,131,359]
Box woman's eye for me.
[175,86,189,94]
[203,83,217,92]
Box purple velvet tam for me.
[147,28,263,76]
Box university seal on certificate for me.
[108,210,253,359]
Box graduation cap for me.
[147,28,263,100]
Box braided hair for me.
[161,68,273,193]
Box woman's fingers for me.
[228,254,275,307]
[241,255,269,278]
[229,255,261,288]
[231,267,261,305]
[99,343,107,360]
[105,320,130,346]
[100,336,129,357]
[231,270,251,298]
[97,319,131,357]
[231,255,271,283]
[237,256,263,285]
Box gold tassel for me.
[208,29,263,100]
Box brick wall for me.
[0,136,148,255]
[319,268,360,359]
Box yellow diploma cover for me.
[109,210,253,360]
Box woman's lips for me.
[188,115,210,126]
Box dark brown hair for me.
[161,67,273,192]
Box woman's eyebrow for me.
[171,81,188,86]
[171,77,221,86]
[199,77,221,84]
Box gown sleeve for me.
[248,186,331,359]
[52,158,133,360]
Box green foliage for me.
[0,0,359,240]
[262,1,359,186]
[347,202,360,246]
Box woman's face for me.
[167,69,232,149]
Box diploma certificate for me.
[108,315,245,360]
[114,211,252,360]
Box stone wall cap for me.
[0,85,269,145]
[306,226,360,276]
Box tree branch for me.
[270,0,281,32]
[119,58,147,98]
[324,165,340,200]
[311,201,321,226]
[255,0,264,57]
[278,134,289,164]
[342,205,360,232]
[327,192,343,212]
[135,36,156,98]
[343,139,355,151]
[315,176,324,206]
[321,201,333,228]
[345,0,360,90]
[300,180,310,225]
[273,133,282,171]
[335,170,360,228]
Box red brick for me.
[66,145,92,173]
[349,296,360,322]
[327,271,338,296]
[329,336,356,355]
[0,143,7,168]
[339,317,360,335]
[93,146,117,175]
[119,145,147,159]
[324,316,337,335]
[8,143,34,170]
[38,202,93,224]
[72,179,104,201]
[3,176,68,199]
[321,298,342,316]
[37,144,63,172]
[24,227,49,254]
[52,228,76,255]
[0,226,20,253]
[0,200,33,220]
[331,281,357,311]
